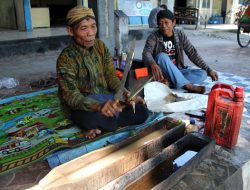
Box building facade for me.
[0,0,243,31]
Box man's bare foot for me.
[85,129,102,139]
[183,84,205,94]
[95,129,102,135]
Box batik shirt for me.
[57,39,120,117]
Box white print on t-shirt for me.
[163,40,176,64]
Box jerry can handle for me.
[218,89,234,99]
[211,83,234,91]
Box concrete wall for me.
[114,11,129,53]
[213,0,222,15]
[0,0,17,29]
[97,0,115,55]
[14,0,26,31]
[162,0,174,11]
[226,0,239,24]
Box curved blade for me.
[114,39,136,102]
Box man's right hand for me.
[99,100,123,117]
[151,63,164,81]
[208,70,218,81]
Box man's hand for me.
[133,96,145,104]
[123,88,131,100]
[151,63,164,81]
[99,100,123,117]
[208,70,218,81]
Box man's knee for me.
[156,53,171,66]
[156,52,167,61]
[135,105,149,123]
[197,69,208,83]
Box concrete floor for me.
[0,26,249,84]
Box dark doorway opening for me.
[30,0,77,27]
[175,0,187,8]
[221,0,227,23]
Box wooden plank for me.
[41,118,168,178]
[101,133,215,190]
[152,134,215,190]
[31,119,185,190]
[100,140,179,190]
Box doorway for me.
[30,0,77,27]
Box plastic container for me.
[113,48,119,69]
[185,118,199,134]
[204,83,244,148]
[119,52,127,70]
[0,77,19,89]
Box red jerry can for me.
[204,83,244,148]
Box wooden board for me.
[101,133,215,190]
[30,118,185,190]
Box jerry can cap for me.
[234,86,244,98]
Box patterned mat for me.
[200,71,250,118]
[0,88,163,176]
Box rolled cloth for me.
[66,6,95,26]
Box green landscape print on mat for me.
[0,88,87,175]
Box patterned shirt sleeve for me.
[142,33,157,66]
[101,42,121,93]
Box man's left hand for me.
[132,96,145,104]
[123,89,145,105]
[208,70,218,81]
[123,88,131,100]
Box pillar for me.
[88,0,115,54]
[14,0,26,31]
[23,0,32,31]
[77,0,88,6]
[114,10,129,53]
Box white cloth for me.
[144,81,208,113]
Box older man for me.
[57,6,148,139]
[143,9,218,93]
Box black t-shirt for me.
[163,35,176,65]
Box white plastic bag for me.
[0,77,19,89]
[144,81,208,113]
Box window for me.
[202,0,211,8]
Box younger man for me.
[143,9,218,93]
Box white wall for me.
[161,0,174,12]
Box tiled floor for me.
[201,71,250,118]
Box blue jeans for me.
[156,53,207,89]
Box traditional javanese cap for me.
[66,6,95,26]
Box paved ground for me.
[0,26,250,189]
[0,28,249,99]
[1,28,249,81]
